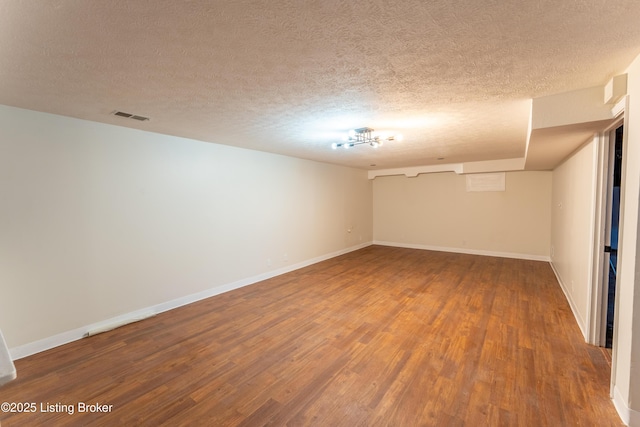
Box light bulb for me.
[396,133,404,142]
[331,143,338,149]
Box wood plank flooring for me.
[0,246,622,426]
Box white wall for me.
[550,137,597,337]
[0,105,373,354]
[532,85,614,129]
[372,171,552,259]
[612,53,640,425]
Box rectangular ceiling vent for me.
[112,111,149,121]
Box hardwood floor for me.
[0,246,622,426]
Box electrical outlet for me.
[283,253,288,262]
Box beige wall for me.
[0,105,373,352]
[550,137,597,337]
[549,53,640,425]
[372,171,552,259]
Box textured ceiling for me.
[1,0,640,170]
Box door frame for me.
[589,97,627,348]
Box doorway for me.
[603,124,623,348]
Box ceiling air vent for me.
[112,111,149,121]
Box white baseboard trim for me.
[549,262,587,340]
[10,241,372,360]
[372,240,551,262]
[613,384,640,426]
[84,311,156,337]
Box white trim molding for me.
[613,384,640,426]
[549,262,588,340]
[373,241,551,262]
[10,242,373,360]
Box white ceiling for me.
[1,1,640,170]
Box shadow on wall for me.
[0,330,16,386]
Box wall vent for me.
[113,111,149,121]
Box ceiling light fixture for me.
[331,127,402,150]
